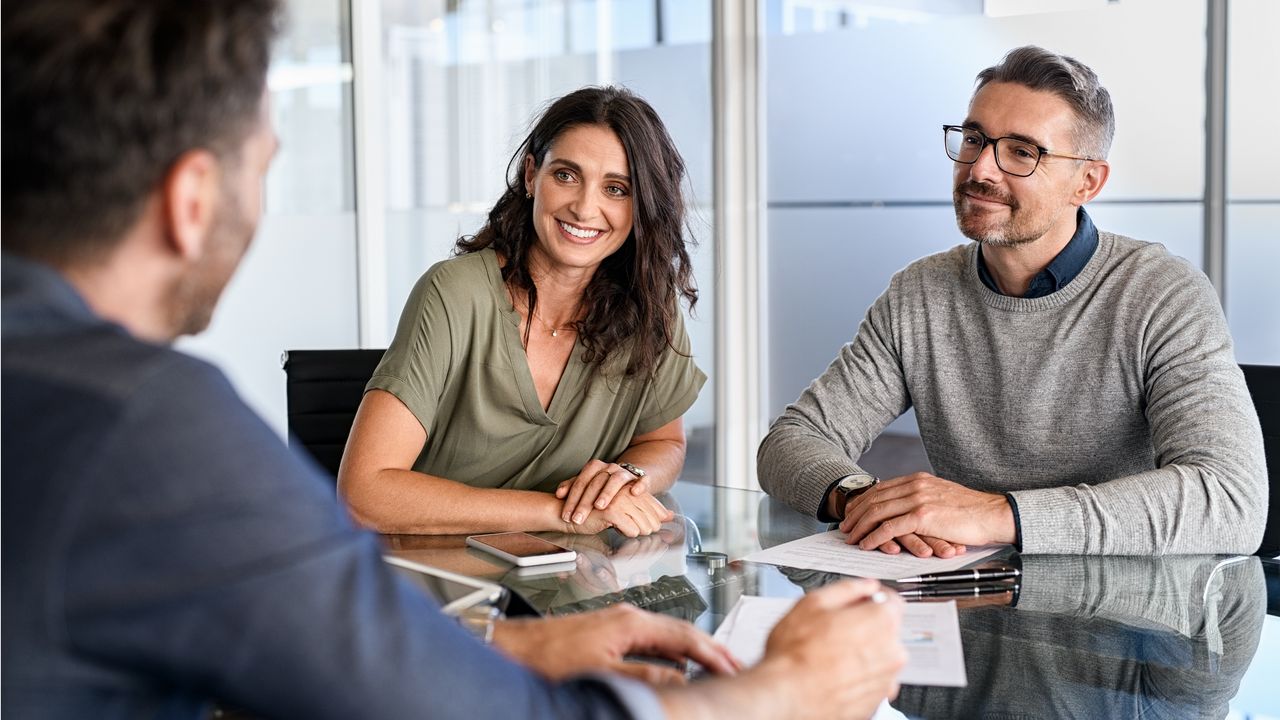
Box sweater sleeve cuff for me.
[1007,487,1087,554]
[1004,492,1023,552]
[816,477,845,523]
[797,458,864,520]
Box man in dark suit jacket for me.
[0,2,906,718]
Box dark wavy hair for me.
[456,86,698,378]
[2,0,281,264]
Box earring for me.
[526,191,532,199]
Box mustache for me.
[955,181,1017,209]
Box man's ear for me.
[1072,159,1110,206]
[162,149,221,261]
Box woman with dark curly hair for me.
[338,86,704,538]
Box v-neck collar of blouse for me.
[482,248,585,426]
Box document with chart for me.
[714,595,967,687]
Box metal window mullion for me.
[1204,0,1227,306]
[712,0,766,491]
[352,0,390,348]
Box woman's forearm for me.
[616,437,686,494]
[341,469,571,535]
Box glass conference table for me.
[382,483,1280,720]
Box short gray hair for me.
[975,45,1115,160]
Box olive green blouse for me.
[367,249,706,493]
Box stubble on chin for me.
[953,199,1007,246]
[952,180,1039,248]
[960,220,1036,248]
[168,255,225,338]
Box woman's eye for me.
[606,184,629,197]
[554,170,574,182]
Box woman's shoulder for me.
[423,248,496,285]
[412,249,500,302]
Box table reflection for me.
[745,486,1267,720]
[894,556,1264,720]
[380,483,1275,719]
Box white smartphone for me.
[466,532,578,567]
[510,559,579,579]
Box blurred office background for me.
[179,0,1279,490]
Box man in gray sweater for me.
[757,45,1266,557]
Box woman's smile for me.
[557,219,604,243]
[525,123,634,273]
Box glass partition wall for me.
[186,0,1275,485]
[1225,0,1280,365]
[375,0,718,483]
[762,0,1276,472]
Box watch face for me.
[839,474,877,493]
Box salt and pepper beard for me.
[953,179,1055,248]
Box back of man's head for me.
[1,0,281,267]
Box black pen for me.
[896,568,1021,584]
[899,581,1019,599]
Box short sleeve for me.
[366,265,454,434]
[635,308,707,435]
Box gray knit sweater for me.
[757,232,1267,555]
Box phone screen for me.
[474,532,570,558]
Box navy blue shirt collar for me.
[1,253,102,338]
[977,207,1098,299]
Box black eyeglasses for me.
[943,125,1095,177]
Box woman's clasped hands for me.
[556,458,673,537]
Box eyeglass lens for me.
[944,127,1040,177]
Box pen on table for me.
[899,581,1019,600]
[896,568,1021,584]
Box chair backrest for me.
[281,349,386,479]
[1241,364,1279,557]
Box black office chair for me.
[1242,364,1279,557]
[281,349,386,479]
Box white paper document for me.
[714,595,967,688]
[743,530,1004,580]
[897,601,967,686]
[712,595,791,667]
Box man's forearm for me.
[1011,465,1265,555]
[757,423,862,519]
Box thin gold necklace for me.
[522,298,580,338]
[508,284,579,338]
[530,306,574,337]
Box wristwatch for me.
[619,462,646,479]
[833,473,878,501]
